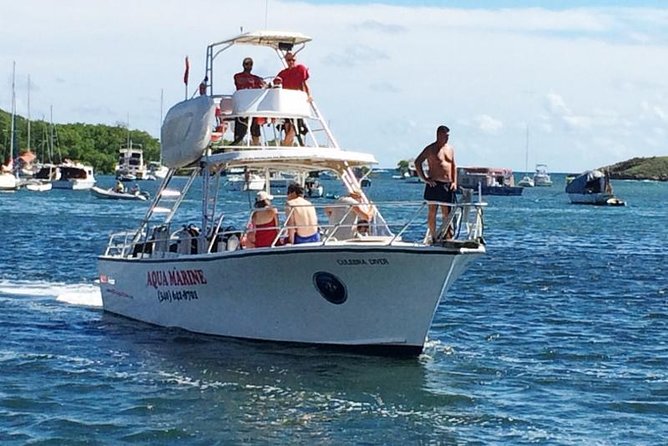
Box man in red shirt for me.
[275,52,311,146]
[233,57,265,145]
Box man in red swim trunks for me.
[415,125,457,242]
[276,52,311,146]
[233,57,265,145]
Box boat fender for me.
[161,96,216,169]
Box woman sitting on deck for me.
[247,191,280,248]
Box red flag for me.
[183,56,190,85]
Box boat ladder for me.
[131,167,201,244]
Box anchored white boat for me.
[566,170,625,206]
[51,161,96,190]
[147,161,169,180]
[97,30,486,355]
[115,142,149,181]
[533,163,553,187]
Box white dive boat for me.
[533,163,553,187]
[90,186,150,201]
[51,161,96,190]
[565,170,625,206]
[97,30,486,356]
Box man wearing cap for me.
[248,190,280,248]
[233,57,265,145]
[415,125,457,242]
[276,52,311,146]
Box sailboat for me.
[517,125,534,188]
[1,62,19,191]
[147,90,169,180]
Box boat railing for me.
[102,199,486,259]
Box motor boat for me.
[457,167,523,196]
[51,160,96,190]
[115,142,150,181]
[147,161,168,180]
[96,30,486,356]
[565,170,625,206]
[533,163,553,187]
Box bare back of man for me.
[286,196,319,242]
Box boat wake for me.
[0,279,102,308]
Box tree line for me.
[0,108,160,174]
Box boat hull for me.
[90,186,149,200]
[568,193,625,206]
[98,245,481,354]
[51,179,96,190]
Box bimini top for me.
[208,148,377,171]
[210,30,312,50]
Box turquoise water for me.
[1,173,666,444]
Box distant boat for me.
[147,161,169,179]
[533,163,553,187]
[24,179,52,192]
[517,173,534,187]
[457,167,523,196]
[51,160,96,190]
[115,142,150,181]
[565,170,625,206]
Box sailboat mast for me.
[159,89,164,164]
[27,75,31,151]
[10,61,17,178]
[524,124,529,173]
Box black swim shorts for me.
[424,181,457,203]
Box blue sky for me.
[2,0,668,171]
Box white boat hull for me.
[25,181,52,192]
[98,245,480,354]
[0,173,18,191]
[568,193,625,206]
[90,186,149,201]
[51,179,96,190]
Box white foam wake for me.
[0,279,102,308]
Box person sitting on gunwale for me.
[248,191,280,248]
[285,182,319,244]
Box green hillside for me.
[0,108,160,174]
[602,156,668,181]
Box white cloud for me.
[2,0,668,172]
[474,114,504,133]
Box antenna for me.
[265,0,269,29]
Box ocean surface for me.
[1,172,666,445]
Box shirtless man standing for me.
[415,125,457,241]
[285,183,320,244]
